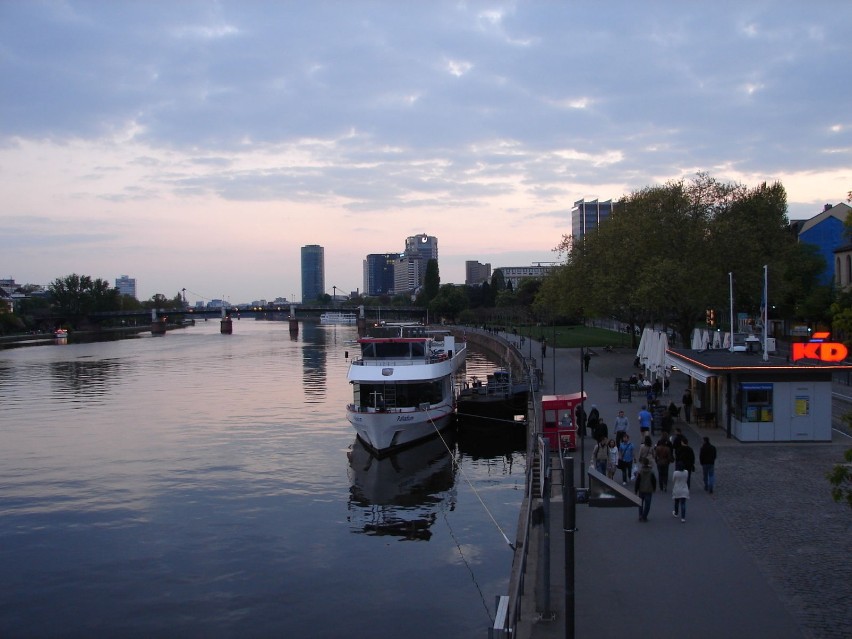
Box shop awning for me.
[666,353,717,384]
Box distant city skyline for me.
[1,2,850,302]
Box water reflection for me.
[456,415,527,461]
[300,323,327,402]
[347,432,457,541]
[49,358,126,402]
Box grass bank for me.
[517,324,635,349]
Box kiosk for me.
[667,332,852,442]
[541,392,586,451]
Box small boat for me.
[456,368,529,423]
[321,311,358,325]
[54,329,68,339]
[346,324,467,455]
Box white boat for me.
[346,324,467,454]
[321,311,358,325]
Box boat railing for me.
[350,349,465,367]
[347,403,428,414]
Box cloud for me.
[0,1,850,300]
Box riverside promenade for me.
[507,335,852,639]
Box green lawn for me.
[517,324,634,349]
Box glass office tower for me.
[301,244,325,303]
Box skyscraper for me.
[465,260,491,286]
[404,233,438,262]
[115,275,137,299]
[400,233,438,290]
[301,245,325,303]
[571,199,613,243]
[363,253,399,296]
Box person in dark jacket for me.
[678,437,696,488]
[575,404,587,438]
[634,458,657,521]
[587,405,601,439]
[699,436,718,493]
[654,435,673,492]
[682,389,693,422]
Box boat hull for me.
[347,404,455,454]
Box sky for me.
[1,1,851,305]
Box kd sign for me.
[791,332,849,362]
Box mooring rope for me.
[427,410,516,551]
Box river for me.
[0,319,526,639]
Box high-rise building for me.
[465,260,491,286]
[393,255,427,295]
[399,233,438,290]
[115,275,137,299]
[571,198,613,243]
[363,253,399,296]
[404,233,438,262]
[301,245,325,303]
[496,264,554,289]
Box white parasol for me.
[691,328,702,350]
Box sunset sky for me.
[2,1,851,304]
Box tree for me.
[48,273,120,325]
[490,269,506,293]
[421,259,440,304]
[428,284,467,322]
[537,174,797,346]
[827,444,852,508]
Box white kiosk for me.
[666,332,851,442]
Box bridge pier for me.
[151,318,167,335]
[220,317,233,334]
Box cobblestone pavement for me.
[707,441,852,639]
[512,335,852,639]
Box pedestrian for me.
[654,434,672,491]
[637,405,652,438]
[575,404,587,438]
[613,410,629,446]
[679,437,696,489]
[634,458,657,522]
[700,436,717,494]
[618,434,635,485]
[638,435,655,467]
[672,462,690,522]
[583,351,591,372]
[541,339,547,359]
[607,439,619,479]
[645,387,656,409]
[587,405,601,439]
[682,388,693,422]
[593,436,609,475]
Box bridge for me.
[88,305,428,323]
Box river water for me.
[0,320,526,639]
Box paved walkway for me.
[506,335,852,639]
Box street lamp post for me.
[579,346,586,489]
[552,322,557,392]
[332,285,337,305]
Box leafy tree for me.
[48,274,120,324]
[827,444,852,508]
[428,284,467,322]
[537,174,797,346]
[490,269,506,293]
[421,259,440,303]
[495,290,517,307]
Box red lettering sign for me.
[792,334,848,362]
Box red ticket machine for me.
[541,392,586,451]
